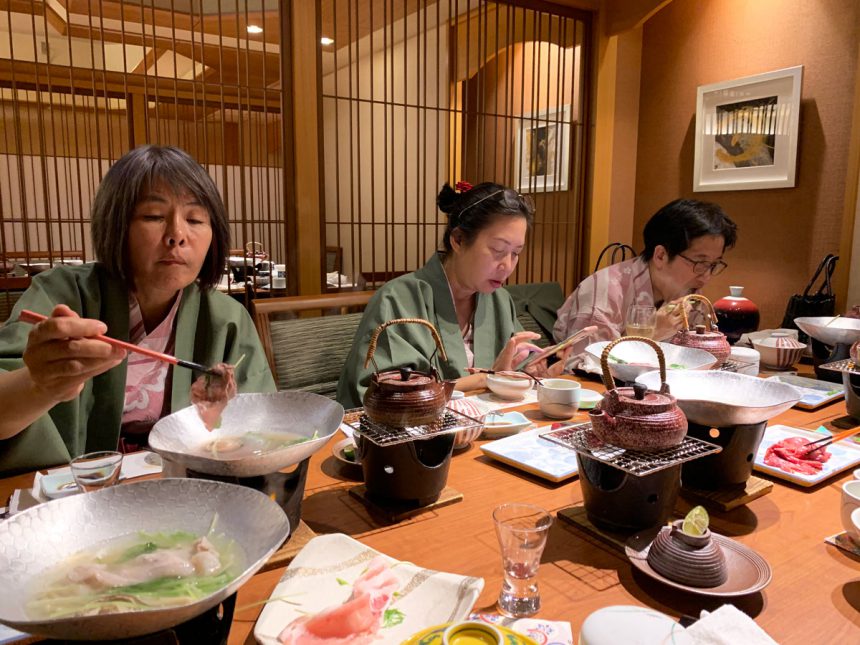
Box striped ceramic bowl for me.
[752,332,806,370]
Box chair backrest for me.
[593,242,636,273]
[252,291,375,398]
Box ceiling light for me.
[247,25,263,34]
[320,37,334,46]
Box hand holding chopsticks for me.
[801,426,860,456]
[19,309,222,376]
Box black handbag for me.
[781,253,838,343]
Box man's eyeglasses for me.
[459,188,534,218]
[677,253,728,276]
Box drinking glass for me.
[625,305,657,338]
[70,451,123,492]
[493,503,553,617]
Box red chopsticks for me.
[18,309,220,376]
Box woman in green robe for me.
[0,145,275,474]
[337,181,565,409]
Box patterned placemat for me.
[680,475,772,512]
[348,485,463,523]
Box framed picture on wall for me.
[514,105,571,192]
[693,65,802,192]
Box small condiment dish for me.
[577,389,603,410]
[486,373,533,400]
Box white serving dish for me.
[635,370,801,426]
[480,427,579,482]
[149,391,343,477]
[794,316,860,347]
[754,424,860,487]
[585,340,717,383]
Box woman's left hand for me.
[491,331,543,372]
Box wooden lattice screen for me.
[0,0,292,317]
[319,0,591,293]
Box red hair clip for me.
[455,180,473,193]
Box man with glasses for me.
[554,198,737,372]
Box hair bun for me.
[436,183,460,215]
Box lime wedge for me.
[681,505,709,536]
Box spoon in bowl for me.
[18,309,223,376]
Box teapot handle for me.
[600,336,667,391]
[363,318,449,370]
[678,294,719,332]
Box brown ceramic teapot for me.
[668,294,731,366]
[589,336,688,450]
[362,318,455,428]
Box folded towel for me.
[686,605,779,645]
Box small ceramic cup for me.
[841,479,860,544]
[442,621,503,644]
[537,379,581,419]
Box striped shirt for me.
[554,257,701,372]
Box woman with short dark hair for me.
[0,145,275,474]
[554,198,738,371]
[337,181,563,409]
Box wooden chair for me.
[593,242,636,273]
[251,291,375,398]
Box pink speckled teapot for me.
[589,337,687,451]
[669,294,731,366]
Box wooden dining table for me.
[2,370,860,644]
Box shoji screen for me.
[318,0,590,294]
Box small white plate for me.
[39,473,79,499]
[578,389,603,409]
[481,411,532,438]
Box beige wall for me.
[632,0,860,327]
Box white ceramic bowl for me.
[752,333,806,370]
[585,340,717,383]
[537,379,580,419]
[486,373,533,400]
[852,507,860,546]
[841,480,860,544]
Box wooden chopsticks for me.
[801,426,860,455]
[18,309,222,376]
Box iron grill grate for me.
[539,423,722,477]
[820,359,858,374]
[343,407,483,447]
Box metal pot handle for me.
[363,318,449,371]
[678,294,719,332]
[600,336,667,391]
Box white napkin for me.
[686,605,779,645]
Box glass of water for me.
[70,451,123,493]
[493,502,553,618]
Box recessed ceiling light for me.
[320,37,334,46]
[247,25,263,34]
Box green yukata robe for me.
[336,253,521,409]
[0,263,276,475]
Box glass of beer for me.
[625,305,657,338]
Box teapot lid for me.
[374,367,438,391]
[610,382,677,413]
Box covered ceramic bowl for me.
[752,332,806,370]
[646,520,727,588]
